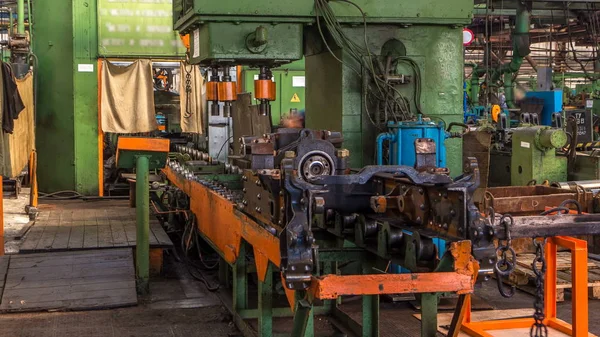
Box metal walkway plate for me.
[0,248,138,312]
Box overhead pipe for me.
[466,63,488,103]
[525,55,538,72]
[503,73,516,109]
[489,1,531,83]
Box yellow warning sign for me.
[290,93,301,103]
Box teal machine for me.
[376,115,448,167]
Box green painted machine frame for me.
[242,59,306,126]
[174,0,472,173]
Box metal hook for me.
[495,268,515,298]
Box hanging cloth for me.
[5,72,35,178]
[101,59,157,133]
[179,62,205,134]
[2,62,25,134]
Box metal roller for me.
[552,180,600,193]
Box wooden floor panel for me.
[20,208,172,253]
[0,249,138,312]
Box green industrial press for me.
[173,0,471,173]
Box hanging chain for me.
[494,214,516,297]
[531,238,548,337]
[184,52,193,119]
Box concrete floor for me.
[1,192,599,336]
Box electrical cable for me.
[179,212,220,291]
[216,135,233,161]
[314,0,417,127]
[39,190,84,199]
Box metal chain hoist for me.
[531,238,548,337]
[184,52,193,119]
[494,213,516,298]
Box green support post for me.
[17,0,24,34]
[233,241,248,311]
[291,293,314,337]
[362,295,380,337]
[420,293,439,337]
[258,263,273,336]
[218,257,229,285]
[135,155,150,294]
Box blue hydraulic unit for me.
[376,115,447,167]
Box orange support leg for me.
[461,236,589,337]
[0,179,4,256]
[27,150,38,214]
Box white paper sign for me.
[78,64,94,72]
[193,29,200,58]
[521,141,531,149]
[292,76,305,87]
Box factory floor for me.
[1,193,599,337]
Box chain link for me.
[531,238,548,337]
[494,214,516,297]
[183,52,193,119]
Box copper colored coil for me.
[269,81,276,101]
[217,82,237,101]
[206,81,218,101]
[254,79,276,101]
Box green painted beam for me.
[33,0,76,192]
[73,0,99,195]
[33,0,99,194]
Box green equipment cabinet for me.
[510,126,568,186]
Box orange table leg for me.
[571,240,589,337]
[0,178,4,256]
[544,239,557,319]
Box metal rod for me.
[17,0,24,34]
[135,156,150,294]
[500,214,600,239]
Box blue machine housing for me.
[376,115,447,168]
[524,90,563,126]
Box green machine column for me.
[174,0,473,174]
[306,24,466,172]
[33,0,99,194]
[73,0,100,195]
[33,1,77,192]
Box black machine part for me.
[233,129,600,291]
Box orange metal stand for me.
[461,236,589,337]
[28,150,38,209]
[0,179,4,256]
